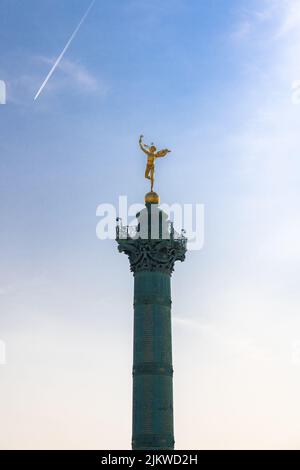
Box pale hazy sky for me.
[1,0,300,449]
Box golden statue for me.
[139,135,171,193]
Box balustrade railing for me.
[116,219,187,247]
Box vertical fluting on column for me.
[132,271,174,450]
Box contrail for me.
[34,0,95,101]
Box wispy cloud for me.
[6,56,107,105]
[231,20,252,41]
[231,0,300,42]
[36,56,103,94]
[224,0,300,282]
[277,0,300,37]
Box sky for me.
[1,0,300,450]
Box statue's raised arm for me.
[139,135,150,155]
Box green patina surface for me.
[116,203,187,450]
[132,271,174,450]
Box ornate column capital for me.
[117,237,186,275]
[116,202,187,275]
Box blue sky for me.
[1,0,300,449]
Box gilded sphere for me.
[144,191,160,204]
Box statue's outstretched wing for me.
[156,149,169,158]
